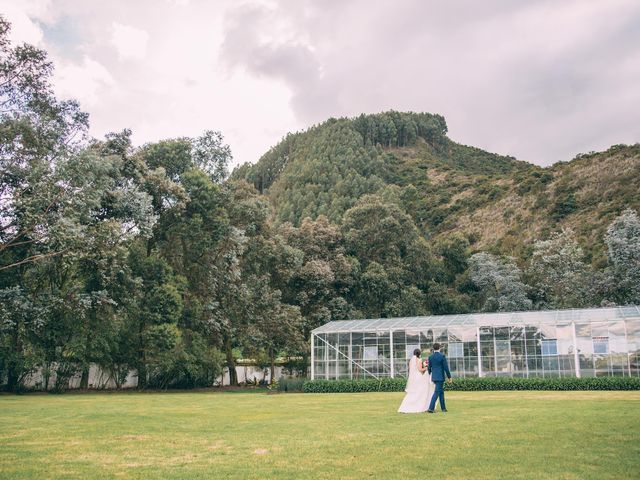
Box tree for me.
[153,168,240,383]
[226,188,310,378]
[138,138,193,182]
[246,276,303,382]
[138,130,231,185]
[0,286,49,390]
[356,261,393,318]
[191,130,232,183]
[0,19,160,390]
[0,16,89,272]
[436,234,471,284]
[130,254,184,388]
[527,229,593,308]
[469,252,532,312]
[341,195,439,317]
[342,195,419,267]
[0,145,158,391]
[385,286,428,317]
[279,216,357,358]
[605,209,640,304]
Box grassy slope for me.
[384,142,640,262]
[1,391,638,479]
[448,145,640,261]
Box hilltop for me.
[232,111,640,264]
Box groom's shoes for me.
[442,409,448,413]
[427,410,434,414]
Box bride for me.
[398,348,434,413]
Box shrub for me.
[445,376,640,391]
[146,333,225,389]
[302,376,640,393]
[277,376,306,392]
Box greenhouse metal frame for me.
[310,306,640,380]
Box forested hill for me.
[232,112,528,223]
[232,111,640,264]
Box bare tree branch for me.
[0,248,67,271]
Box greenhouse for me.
[310,306,640,380]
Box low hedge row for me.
[302,378,407,393]
[302,376,640,393]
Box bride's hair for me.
[413,348,421,357]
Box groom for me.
[427,343,452,413]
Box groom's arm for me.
[427,356,432,374]
[443,355,451,379]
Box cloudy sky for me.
[3,0,639,167]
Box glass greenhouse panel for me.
[311,306,640,380]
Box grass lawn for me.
[1,390,639,479]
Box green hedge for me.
[302,376,640,393]
[302,378,407,393]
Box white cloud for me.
[0,0,49,45]
[2,0,638,168]
[54,55,115,107]
[220,0,640,165]
[110,22,149,60]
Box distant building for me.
[310,306,640,380]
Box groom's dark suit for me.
[427,351,451,412]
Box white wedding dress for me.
[397,355,434,413]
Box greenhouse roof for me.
[311,306,640,334]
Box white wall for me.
[221,365,286,385]
[20,363,292,390]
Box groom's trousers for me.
[429,381,446,412]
